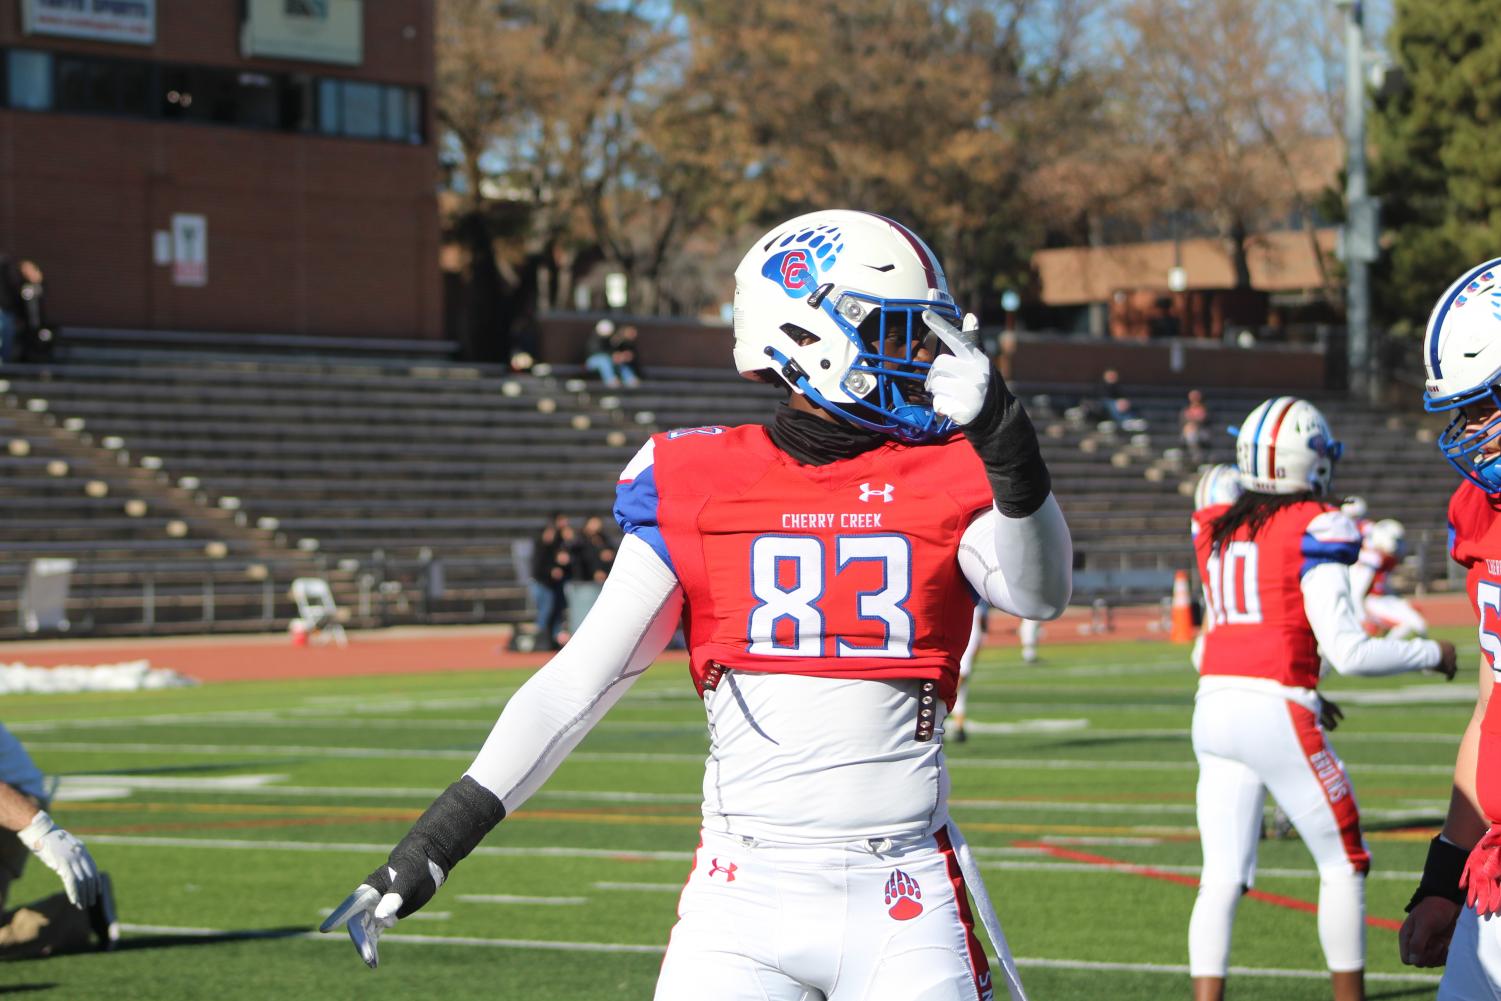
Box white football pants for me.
[1189,686,1369,977]
[655,826,1010,1001]
[1440,905,1501,1000]
[1364,594,1427,640]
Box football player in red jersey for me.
[320,210,1072,1001]
[1400,257,1501,998]
[1189,397,1457,1001]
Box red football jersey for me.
[1448,481,1501,822]
[1192,499,1360,689]
[615,424,993,706]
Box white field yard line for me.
[13,711,1466,744]
[86,833,694,859]
[975,859,1426,881]
[78,832,1424,882]
[13,715,707,734]
[21,741,1460,775]
[110,923,1444,982]
[80,833,1039,863]
[67,779,1435,823]
[456,894,589,905]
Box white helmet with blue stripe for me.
[731,210,963,442]
[1192,463,1243,511]
[1235,396,1343,496]
[1422,257,1501,491]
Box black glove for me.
[320,776,505,968]
[1317,695,1344,732]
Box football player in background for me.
[321,210,1072,1001]
[1189,397,1457,1001]
[1399,258,1501,997]
[1188,463,1243,673]
[1350,518,1429,640]
[0,722,117,957]
[947,606,1041,743]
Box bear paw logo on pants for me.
[883,869,923,920]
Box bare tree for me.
[1100,0,1340,293]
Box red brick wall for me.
[0,0,441,340]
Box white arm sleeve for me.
[958,494,1072,621]
[1347,560,1377,606]
[463,533,683,809]
[1301,560,1439,677]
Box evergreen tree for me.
[1371,0,1501,332]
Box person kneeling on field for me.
[0,723,118,958]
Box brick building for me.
[0,0,440,340]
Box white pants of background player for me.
[952,610,1039,724]
[1439,905,1501,1000]
[656,825,1010,1001]
[1364,594,1428,640]
[1188,682,1369,977]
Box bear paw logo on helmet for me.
[760,224,845,298]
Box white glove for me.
[321,883,394,969]
[922,310,991,426]
[20,810,101,909]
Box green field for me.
[0,628,1477,1000]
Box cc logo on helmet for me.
[777,250,813,291]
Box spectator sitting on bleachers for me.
[584,319,640,388]
[1179,388,1211,461]
[1093,369,1147,433]
[583,319,619,386]
[607,324,642,387]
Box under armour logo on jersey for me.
[859,482,894,503]
[883,869,923,920]
[708,858,737,882]
[667,426,725,439]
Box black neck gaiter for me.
[767,402,888,466]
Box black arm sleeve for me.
[367,775,507,918]
[961,375,1051,518]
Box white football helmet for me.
[1369,517,1406,557]
[1192,463,1242,511]
[1423,257,1501,491]
[1235,396,1343,495]
[732,210,963,441]
[1340,496,1367,521]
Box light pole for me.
[1335,0,1379,402]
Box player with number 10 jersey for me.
[1186,396,1453,1001]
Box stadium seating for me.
[0,347,1458,640]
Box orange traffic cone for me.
[1170,570,1194,644]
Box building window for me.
[55,56,152,117]
[2,46,423,145]
[317,77,424,144]
[383,84,407,142]
[340,80,381,139]
[6,50,52,111]
[317,77,340,133]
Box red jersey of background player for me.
[1191,499,1361,688]
[1450,480,1501,821]
[616,424,993,706]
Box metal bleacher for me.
[0,341,1461,640]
